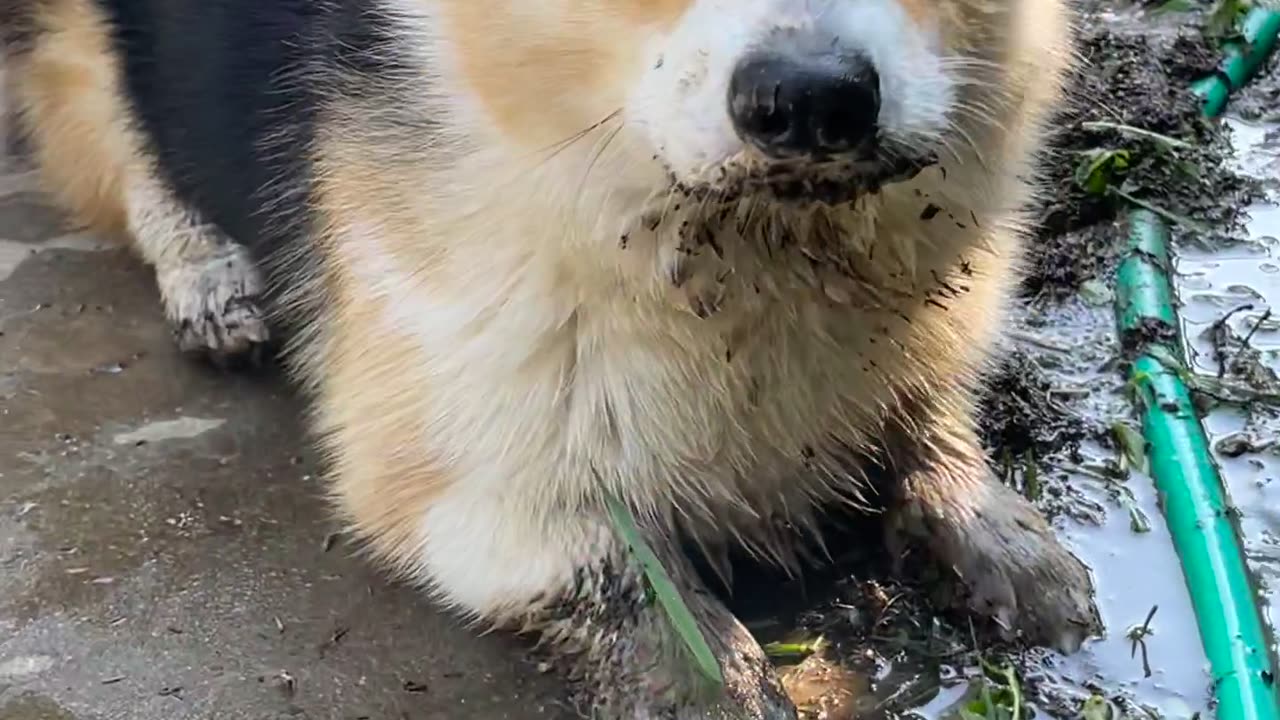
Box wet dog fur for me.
[2,0,1100,716]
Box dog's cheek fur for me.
[432,0,692,147]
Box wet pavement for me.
[0,131,573,718]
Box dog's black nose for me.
[728,51,880,158]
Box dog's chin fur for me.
[635,172,931,279]
[663,152,940,207]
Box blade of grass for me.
[605,494,725,689]
[1112,421,1149,474]
[1108,187,1210,234]
[1080,121,1192,150]
[763,637,825,660]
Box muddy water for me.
[1002,116,1280,719]
[867,127,1280,716]
[1177,119,1280,653]
[1004,301,1212,718]
[976,118,1280,718]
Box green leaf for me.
[1080,694,1114,720]
[762,637,825,660]
[1129,505,1153,534]
[992,663,1023,720]
[1022,455,1042,502]
[605,494,725,689]
[1112,421,1149,474]
[1151,0,1197,13]
[1079,279,1115,306]
[1206,0,1250,38]
[1075,148,1131,196]
[1146,344,1198,385]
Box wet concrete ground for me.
[0,138,573,717]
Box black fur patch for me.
[89,0,423,336]
[0,1,37,50]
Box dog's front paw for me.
[671,606,797,720]
[538,553,797,720]
[893,478,1101,653]
[157,242,271,365]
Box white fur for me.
[124,167,268,352]
[331,159,1004,613]
[124,167,223,273]
[419,488,617,616]
[628,0,953,178]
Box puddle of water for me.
[1008,302,1213,718]
[1173,117,1280,660]
[1006,116,1280,719]
[744,296,1218,719]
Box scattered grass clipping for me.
[1072,146,1208,233]
[1081,693,1119,720]
[1075,148,1131,196]
[953,661,1026,720]
[763,636,826,661]
[605,494,725,690]
[1111,421,1148,475]
[1109,422,1154,533]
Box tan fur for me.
[7,0,1072,567]
[310,158,461,576]
[438,0,694,145]
[895,0,934,23]
[305,0,1073,582]
[7,0,130,237]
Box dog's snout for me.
[728,50,880,159]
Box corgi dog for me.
[2,0,1097,716]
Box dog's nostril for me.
[729,80,789,141]
[727,50,881,159]
[813,98,878,149]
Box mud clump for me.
[1024,21,1260,296]
[975,349,1086,462]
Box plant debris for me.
[975,350,1087,462]
[1024,20,1260,296]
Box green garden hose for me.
[1191,8,1280,117]
[1115,210,1279,720]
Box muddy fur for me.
[532,546,794,719]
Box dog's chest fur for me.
[321,162,1001,536]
